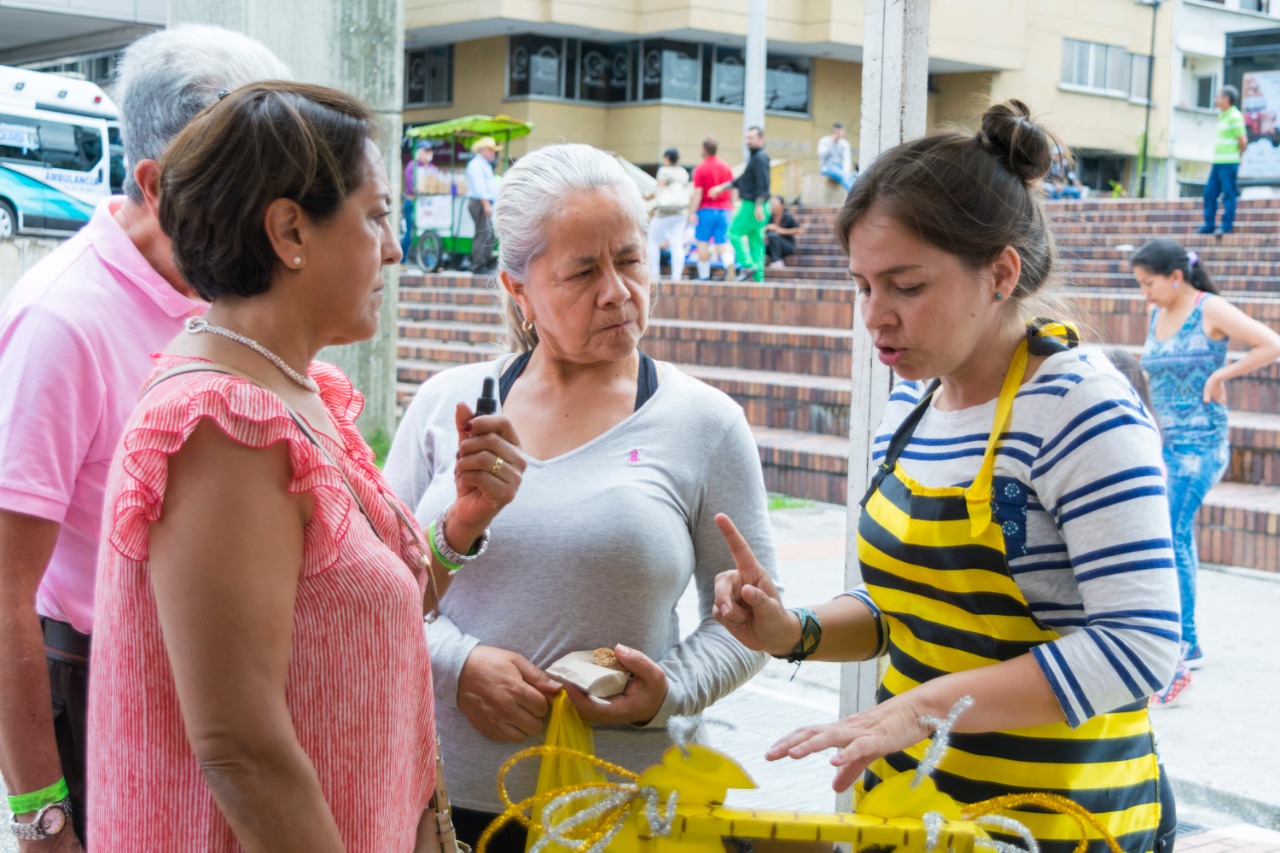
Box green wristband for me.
[427,520,462,573]
[8,777,68,815]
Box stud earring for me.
[993,292,1004,301]
[293,256,303,267]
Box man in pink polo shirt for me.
[0,26,287,847]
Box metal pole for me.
[743,0,767,146]
[1139,0,1160,198]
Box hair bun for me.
[978,99,1056,185]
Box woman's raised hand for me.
[712,513,798,656]
[450,401,525,539]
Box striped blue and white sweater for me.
[857,348,1180,727]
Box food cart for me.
[403,114,534,271]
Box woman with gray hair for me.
[385,142,778,851]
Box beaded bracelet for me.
[779,606,822,664]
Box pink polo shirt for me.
[0,198,205,634]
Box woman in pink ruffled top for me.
[87,82,523,851]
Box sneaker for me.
[1197,225,1214,234]
[735,268,757,281]
[1183,643,1205,670]
[1149,663,1192,708]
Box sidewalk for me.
[678,502,1280,846]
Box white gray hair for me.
[113,25,290,203]
[492,143,648,351]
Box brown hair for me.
[835,100,1065,315]
[702,137,718,157]
[159,81,378,301]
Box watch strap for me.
[9,798,71,840]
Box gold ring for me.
[490,457,505,476]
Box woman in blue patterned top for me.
[1132,238,1280,703]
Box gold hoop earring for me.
[521,319,535,333]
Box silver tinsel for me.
[530,783,677,853]
[975,813,1040,853]
[912,695,975,788]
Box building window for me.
[509,35,566,98]
[639,40,701,102]
[1062,38,1132,96]
[1239,0,1270,12]
[706,46,742,106]
[504,35,810,115]
[405,46,453,106]
[1129,54,1151,101]
[1195,74,1218,109]
[578,41,630,102]
[766,55,810,113]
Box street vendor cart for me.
[403,114,534,271]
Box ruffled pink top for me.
[87,356,435,851]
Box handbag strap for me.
[143,362,446,619]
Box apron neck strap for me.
[964,339,1029,535]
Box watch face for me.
[39,806,66,835]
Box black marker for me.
[475,377,498,416]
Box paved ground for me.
[3,502,1276,851]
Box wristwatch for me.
[10,797,71,841]
[433,503,490,570]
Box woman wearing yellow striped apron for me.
[713,101,1181,853]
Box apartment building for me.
[4,1,1280,196]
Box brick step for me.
[1225,411,1280,486]
[1066,273,1280,292]
[397,338,506,365]
[398,303,501,325]
[1196,482,1280,573]
[398,318,855,375]
[1067,290,1280,351]
[398,280,859,330]
[752,427,851,506]
[747,425,1280,574]
[400,283,498,306]
[1062,258,1280,276]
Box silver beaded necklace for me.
[185,316,320,394]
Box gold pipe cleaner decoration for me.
[963,792,1125,853]
[480,746,643,853]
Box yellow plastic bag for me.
[526,691,607,851]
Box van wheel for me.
[0,201,15,239]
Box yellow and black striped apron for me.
[855,336,1164,853]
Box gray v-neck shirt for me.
[384,357,776,811]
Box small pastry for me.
[592,647,625,671]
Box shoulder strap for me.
[498,350,533,404]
